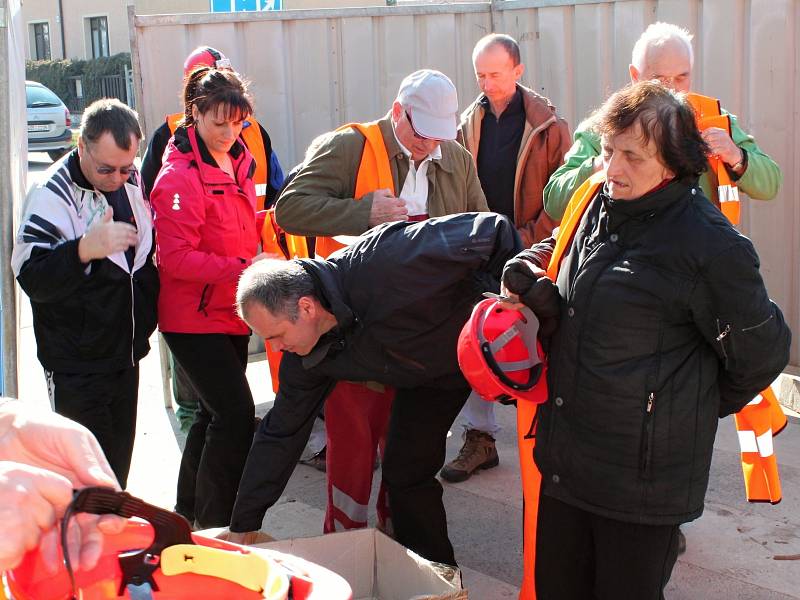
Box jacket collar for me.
[172,125,250,185]
[478,86,524,118]
[297,258,356,368]
[67,148,94,192]
[377,113,456,174]
[602,178,695,231]
[461,84,557,131]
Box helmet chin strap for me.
[477,304,543,391]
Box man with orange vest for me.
[140,46,287,433]
[543,22,782,222]
[273,70,487,536]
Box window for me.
[31,22,51,60]
[88,16,109,59]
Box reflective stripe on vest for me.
[166,113,270,210]
[314,121,394,259]
[734,386,787,503]
[686,93,741,225]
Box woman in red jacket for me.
[151,67,268,528]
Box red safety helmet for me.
[5,488,351,600]
[183,46,232,77]
[457,298,547,404]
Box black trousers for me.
[535,493,680,600]
[47,366,139,489]
[381,384,469,566]
[164,332,254,528]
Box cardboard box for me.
[255,528,467,600]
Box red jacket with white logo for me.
[151,125,259,334]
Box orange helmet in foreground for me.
[458,299,547,404]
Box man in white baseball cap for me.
[256,71,485,562]
[396,68,459,144]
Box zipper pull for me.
[646,392,655,413]
[716,323,731,342]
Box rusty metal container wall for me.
[131,0,799,368]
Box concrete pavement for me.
[14,154,800,598]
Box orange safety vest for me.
[167,113,270,211]
[734,385,787,503]
[516,171,607,600]
[686,93,741,225]
[313,121,394,259]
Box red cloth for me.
[151,126,259,334]
[323,381,395,532]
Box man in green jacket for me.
[543,21,782,220]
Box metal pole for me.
[57,0,66,58]
[0,0,24,397]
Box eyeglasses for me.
[405,111,443,143]
[85,144,138,177]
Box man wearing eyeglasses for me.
[12,98,159,489]
[276,69,487,244]
[268,70,486,541]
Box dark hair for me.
[237,260,316,322]
[592,80,708,180]
[473,33,521,67]
[80,98,142,150]
[181,66,253,127]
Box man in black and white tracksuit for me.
[12,99,159,488]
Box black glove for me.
[502,258,560,343]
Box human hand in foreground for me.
[0,401,125,573]
[78,207,138,263]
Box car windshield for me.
[26,84,62,108]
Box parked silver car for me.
[26,80,74,161]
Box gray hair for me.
[80,98,142,150]
[236,259,315,322]
[472,33,521,67]
[631,22,694,72]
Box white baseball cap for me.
[396,69,458,140]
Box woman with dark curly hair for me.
[503,81,790,598]
[151,67,272,528]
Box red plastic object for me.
[458,298,548,404]
[5,520,351,600]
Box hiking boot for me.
[440,429,499,483]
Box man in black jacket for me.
[12,99,159,489]
[224,212,522,566]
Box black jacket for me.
[230,212,522,531]
[521,179,790,525]
[13,152,159,373]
